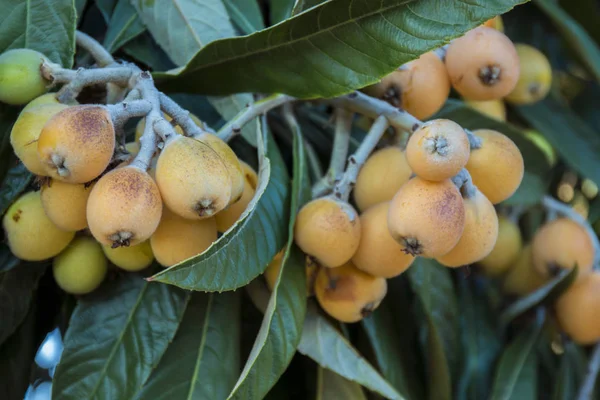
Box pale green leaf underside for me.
[103,0,145,52]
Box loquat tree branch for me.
[158,92,214,137]
[75,31,115,67]
[334,115,389,202]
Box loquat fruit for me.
[215,161,258,233]
[10,103,69,176]
[353,147,412,212]
[388,177,465,258]
[465,99,506,122]
[531,218,594,282]
[102,240,154,271]
[0,49,49,105]
[314,261,387,323]
[40,179,93,232]
[87,166,162,248]
[478,216,522,277]
[263,251,319,296]
[3,191,74,261]
[505,44,552,105]
[445,27,520,100]
[466,129,524,204]
[155,136,232,220]
[37,105,116,183]
[294,197,361,268]
[481,15,504,32]
[555,272,600,345]
[53,236,107,295]
[150,206,217,267]
[23,93,61,110]
[502,245,548,296]
[406,119,470,181]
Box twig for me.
[464,129,483,149]
[158,92,214,136]
[75,31,115,67]
[334,116,389,201]
[312,108,352,198]
[451,168,477,198]
[217,94,295,142]
[577,342,600,400]
[542,196,600,265]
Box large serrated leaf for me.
[514,98,600,187]
[298,302,403,400]
[132,0,236,66]
[0,163,33,217]
[316,366,367,400]
[223,0,264,35]
[490,311,544,400]
[138,292,241,400]
[52,273,189,400]
[269,0,295,24]
[155,0,526,98]
[0,264,46,346]
[228,109,310,399]
[149,126,290,292]
[0,0,76,67]
[407,259,460,400]
[102,0,144,52]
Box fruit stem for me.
[107,100,152,128]
[312,108,353,198]
[325,91,423,134]
[75,31,115,67]
[218,94,295,142]
[542,195,600,266]
[451,168,477,199]
[576,341,600,400]
[158,92,216,137]
[464,129,483,149]
[334,115,389,201]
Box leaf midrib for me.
[176,0,418,72]
[186,294,213,400]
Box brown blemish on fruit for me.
[324,274,356,302]
[12,209,22,222]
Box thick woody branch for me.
[334,115,389,201]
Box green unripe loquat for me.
[0,49,49,105]
[102,240,154,271]
[53,237,107,295]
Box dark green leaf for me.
[227,114,309,399]
[362,300,422,400]
[0,105,20,183]
[558,0,600,46]
[0,163,33,217]
[0,264,46,345]
[490,311,544,400]
[407,258,459,400]
[534,0,600,83]
[500,267,577,327]
[553,342,582,400]
[150,127,290,292]
[208,95,259,147]
[316,367,367,400]
[297,302,403,400]
[0,301,37,400]
[95,0,117,22]
[0,0,76,67]
[0,244,20,273]
[514,97,600,187]
[75,0,87,20]
[52,273,189,400]
[570,83,600,132]
[455,278,503,400]
[155,0,527,98]
[269,0,295,24]
[132,0,236,66]
[121,32,175,72]
[138,292,241,400]
[103,0,145,52]
[223,0,264,34]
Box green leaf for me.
[138,292,241,400]
[52,273,189,400]
[490,311,544,400]
[316,367,367,400]
[223,0,264,35]
[0,0,76,67]
[228,108,309,399]
[553,343,581,400]
[0,264,46,346]
[96,0,117,22]
[534,0,600,83]
[0,105,20,183]
[500,267,577,327]
[362,300,423,400]
[298,302,403,400]
[155,0,527,98]
[132,0,236,66]
[407,258,459,400]
[102,0,145,52]
[269,0,295,24]
[455,278,503,400]
[121,32,175,72]
[514,97,600,187]
[0,163,33,217]
[75,0,87,20]
[150,127,290,292]
[558,0,600,46]
[0,244,20,273]
[208,95,259,147]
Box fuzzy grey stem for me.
[107,100,152,127]
[158,92,212,137]
[451,168,477,198]
[325,91,422,134]
[218,94,295,142]
[312,108,353,198]
[542,195,600,266]
[130,72,163,171]
[577,342,600,400]
[465,129,483,149]
[76,31,115,67]
[334,116,389,201]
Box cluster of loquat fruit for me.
[0,48,258,295]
